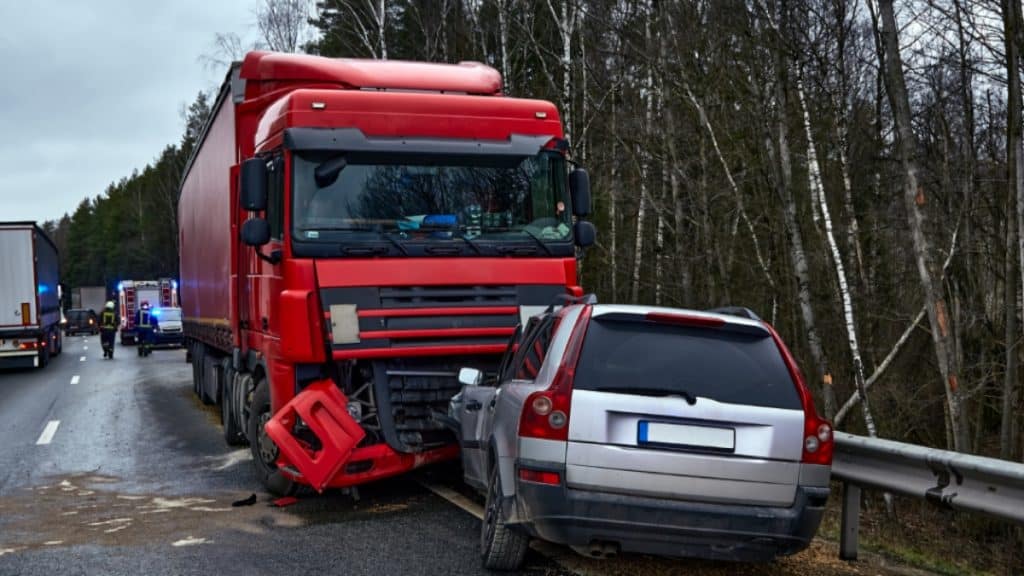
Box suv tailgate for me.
[566,312,805,507]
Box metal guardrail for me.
[831,431,1024,560]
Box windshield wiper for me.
[598,386,699,405]
[483,226,554,256]
[379,232,410,256]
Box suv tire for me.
[481,464,529,570]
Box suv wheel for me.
[480,464,529,570]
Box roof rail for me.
[707,306,762,322]
[544,293,597,313]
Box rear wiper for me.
[598,386,698,405]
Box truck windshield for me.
[291,150,573,257]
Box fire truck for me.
[118,279,178,344]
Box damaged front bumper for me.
[263,379,458,492]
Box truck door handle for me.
[465,401,482,412]
[488,398,497,410]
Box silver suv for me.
[450,302,833,570]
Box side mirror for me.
[240,158,268,212]
[569,167,591,217]
[574,221,596,248]
[458,367,483,387]
[241,218,271,247]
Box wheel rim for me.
[257,411,278,466]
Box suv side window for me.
[513,315,558,380]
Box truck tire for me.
[221,372,247,446]
[53,330,62,356]
[38,335,50,368]
[247,378,296,497]
[480,464,529,570]
[200,353,217,405]
[191,344,204,398]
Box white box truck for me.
[0,222,63,368]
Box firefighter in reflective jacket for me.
[100,301,117,359]
[135,302,154,357]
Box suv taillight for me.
[765,323,834,466]
[518,306,592,442]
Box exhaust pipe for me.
[586,541,620,559]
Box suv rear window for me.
[574,318,801,410]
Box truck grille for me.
[370,356,497,453]
[320,284,567,453]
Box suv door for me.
[455,314,554,490]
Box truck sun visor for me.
[283,127,553,158]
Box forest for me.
[44,0,1024,466]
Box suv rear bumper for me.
[514,480,828,562]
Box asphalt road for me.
[0,336,930,576]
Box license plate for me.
[638,421,735,451]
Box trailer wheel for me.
[247,378,296,496]
[191,344,204,398]
[38,335,51,368]
[222,373,247,446]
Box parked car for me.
[449,301,833,570]
[151,307,183,347]
[64,309,99,336]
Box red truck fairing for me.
[180,51,589,492]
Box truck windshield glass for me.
[291,151,571,254]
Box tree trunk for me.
[1003,0,1023,460]
[497,0,510,93]
[769,65,834,417]
[797,78,866,427]
[876,0,971,452]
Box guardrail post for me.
[840,481,861,561]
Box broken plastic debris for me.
[231,493,257,507]
[272,496,299,508]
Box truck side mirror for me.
[574,221,596,248]
[569,168,591,217]
[240,158,268,212]
[241,219,271,247]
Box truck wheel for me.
[53,331,62,356]
[191,344,204,398]
[39,336,51,368]
[247,378,296,496]
[222,375,247,446]
[480,464,529,570]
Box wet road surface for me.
[0,336,931,575]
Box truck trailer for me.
[118,279,178,344]
[0,222,63,368]
[71,285,108,315]
[178,51,595,494]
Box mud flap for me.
[264,379,366,492]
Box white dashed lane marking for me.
[36,420,60,445]
[79,356,86,362]
[70,375,80,385]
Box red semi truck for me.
[178,51,595,495]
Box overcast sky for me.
[0,0,259,224]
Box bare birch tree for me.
[876,0,971,451]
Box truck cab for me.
[179,52,595,494]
